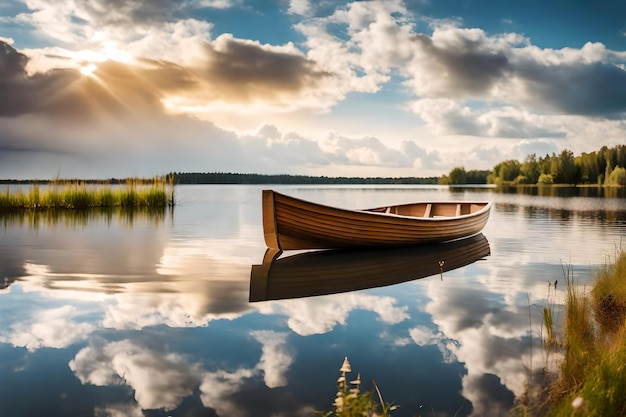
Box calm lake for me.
[1,184,625,417]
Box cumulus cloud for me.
[3,0,626,178]
[199,34,333,107]
[408,99,568,138]
[409,325,457,363]
[199,368,255,417]
[0,41,166,121]
[403,25,626,116]
[0,305,94,351]
[256,292,409,336]
[251,330,295,388]
[70,339,202,410]
[414,258,571,416]
[288,0,312,16]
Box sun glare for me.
[80,63,98,77]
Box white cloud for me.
[70,339,201,410]
[199,368,256,417]
[251,330,295,388]
[409,325,457,364]
[3,0,626,179]
[288,0,311,16]
[256,292,409,336]
[94,403,145,417]
[0,305,94,351]
[195,0,242,8]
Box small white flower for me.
[572,396,584,409]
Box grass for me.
[317,357,397,417]
[520,249,626,416]
[0,176,175,211]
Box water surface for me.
[1,185,625,417]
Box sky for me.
[0,0,625,180]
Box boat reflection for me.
[249,233,490,302]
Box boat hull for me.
[262,190,491,250]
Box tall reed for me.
[0,177,174,211]
[545,250,626,416]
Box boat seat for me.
[423,204,432,218]
[385,207,391,214]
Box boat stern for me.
[262,190,281,250]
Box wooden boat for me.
[249,233,490,302]
[262,190,491,250]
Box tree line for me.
[170,172,439,185]
[2,145,624,186]
[441,145,626,186]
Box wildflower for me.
[572,396,584,409]
[340,356,351,373]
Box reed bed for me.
[520,250,626,416]
[0,177,174,211]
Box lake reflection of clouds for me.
[415,258,572,416]
[2,186,624,417]
[68,330,309,416]
[0,305,95,351]
[256,293,409,335]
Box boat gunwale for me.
[270,190,492,222]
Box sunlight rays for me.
[79,63,98,77]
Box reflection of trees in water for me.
[493,185,626,198]
[510,205,626,223]
[0,206,171,229]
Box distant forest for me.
[441,144,626,186]
[170,172,439,185]
[173,145,625,186]
[1,145,624,186]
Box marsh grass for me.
[520,250,626,416]
[0,177,174,211]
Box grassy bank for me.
[0,177,174,211]
[522,250,626,416]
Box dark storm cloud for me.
[203,35,332,100]
[0,40,27,79]
[410,29,626,117]
[517,60,626,116]
[414,33,511,96]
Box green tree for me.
[577,152,600,184]
[607,166,626,185]
[488,160,521,184]
[538,173,554,185]
[448,167,467,184]
[520,153,540,184]
[466,170,489,184]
